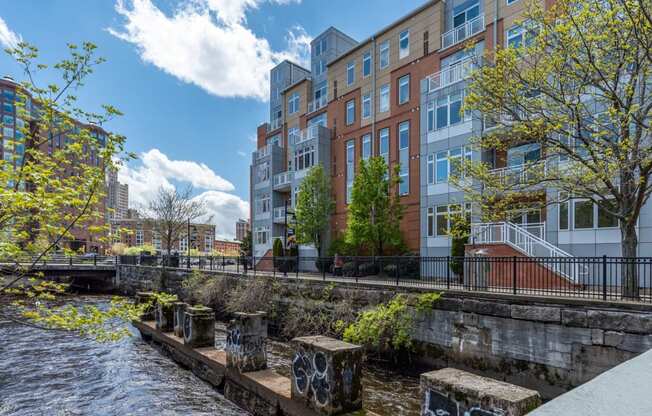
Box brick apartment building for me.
[1,75,112,253]
[214,239,241,256]
[110,214,216,254]
[249,0,652,264]
[235,218,250,242]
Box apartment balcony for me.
[273,171,293,192]
[307,95,328,114]
[426,58,477,93]
[441,14,485,51]
[268,117,283,132]
[254,144,272,160]
[489,161,547,188]
[273,206,290,224]
[290,125,331,147]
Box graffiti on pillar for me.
[292,350,332,408]
[226,328,266,358]
[424,390,505,416]
[183,314,191,341]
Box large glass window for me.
[362,93,371,119]
[257,161,270,183]
[346,99,356,125]
[432,92,465,131]
[379,40,390,69]
[598,204,619,228]
[434,204,472,236]
[507,143,541,167]
[506,23,537,48]
[346,140,355,203]
[363,51,372,77]
[559,195,569,230]
[398,75,410,105]
[294,145,315,171]
[427,154,435,184]
[453,1,480,29]
[574,200,594,229]
[427,207,435,237]
[362,134,372,160]
[398,121,409,195]
[379,84,390,112]
[379,128,389,165]
[430,147,472,184]
[288,92,300,114]
[399,30,410,59]
[347,61,355,85]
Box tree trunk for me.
[621,221,639,299]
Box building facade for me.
[1,75,112,253]
[110,218,216,254]
[235,218,250,242]
[214,239,241,256]
[250,0,652,261]
[107,170,129,220]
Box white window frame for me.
[398,121,410,195]
[379,40,390,69]
[379,84,390,113]
[432,91,466,131]
[346,140,355,204]
[205,235,213,253]
[288,92,300,114]
[398,75,410,105]
[362,134,372,160]
[379,128,389,164]
[362,51,372,77]
[434,203,472,237]
[347,61,355,86]
[346,99,356,125]
[362,93,372,119]
[399,30,410,59]
[430,147,472,184]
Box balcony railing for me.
[290,125,330,146]
[273,171,293,188]
[307,95,328,113]
[426,58,476,92]
[268,118,283,132]
[273,207,286,221]
[441,14,485,50]
[254,144,272,160]
[489,161,547,186]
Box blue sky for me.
[0,0,427,238]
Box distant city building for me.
[110,218,216,253]
[214,239,241,255]
[235,218,250,242]
[107,170,129,220]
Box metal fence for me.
[147,254,652,303]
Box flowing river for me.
[0,296,421,416]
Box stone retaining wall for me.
[117,265,652,399]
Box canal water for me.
[0,296,421,416]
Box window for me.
[379,128,389,164]
[205,235,213,252]
[294,145,315,171]
[423,30,429,55]
[347,61,355,85]
[362,134,372,160]
[453,1,480,29]
[506,0,519,4]
[288,92,300,114]
[598,204,618,228]
[430,147,472,184]
[136,230,144,246]
[507,143,541,167]
[314,60,325,76]
[257,161,270,183]
[346,99,356,125]
[266,134,281,147]
[254,227,270,245]
[399,30,409,59]
[559,194,569,230]
[434,204,472,236]
[379,84,390,112]
[346,140,355,203]
[363,51,372,77]
[287,127,299,146]
[379,40,390,69]
[506,23,537,48]
[152,231,162,250]
[314,37,327,56]
[398,122,409,195]
[362,93,372,119]
[398,75,410,104]
[179,237,188,252]
[574,200,594,229]
[427,207,435,237]
[431,91,465,130]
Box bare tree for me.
[145,186,210,257]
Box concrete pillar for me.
[155,301,174,332]
[291,336,363,415]
[421,368,541,416]
[183,306,215,348]
[226,311,268,373]
[172,302,188,337]
[135,291,156,321]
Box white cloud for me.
[237,150,247,157]
[194,190,249,239]
[0,16,20,48]
[118,148,248,239]
[109,0,310,100]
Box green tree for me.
[0,41,142,340]
[294,164,334,256]
[240,230,252,257]
[345,157,404,256]
[456,0,652,298]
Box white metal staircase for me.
[470,222,584,283]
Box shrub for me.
[272,238,284,257]
[343,294,413,355]
[327,236,352,256]
[415,292,442,313]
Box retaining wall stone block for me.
[587,310,652,334]
[511,305,561,323]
